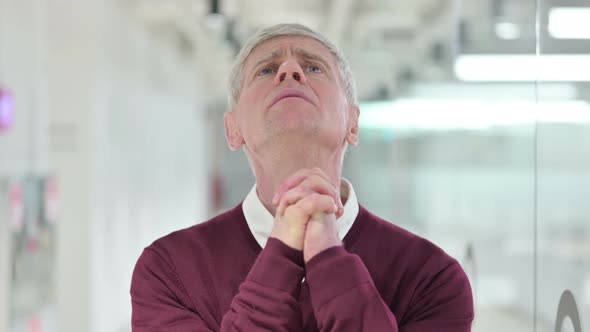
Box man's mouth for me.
[271,89,313,107]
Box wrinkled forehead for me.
[243,35,336,71]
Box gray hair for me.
[228,23,358,110]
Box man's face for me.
[225,36,359,152]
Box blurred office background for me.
[0,0,588,331]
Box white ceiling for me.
[126,0,589,105]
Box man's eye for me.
[257,67,274,76]
[306,65,322,73]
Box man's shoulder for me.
[357,206,474,323]
[355,206,457,269]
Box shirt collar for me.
[242,178,360,249]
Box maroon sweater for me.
[131,204,473,331]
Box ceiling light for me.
[548,7,590,39]
[455,54,590,82]
[495,22,520,40]
[359,99,590,131]
[411,83,577,100]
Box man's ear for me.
[345,105,360,146]
[224,111,244,151]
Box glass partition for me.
[536,1,590,331]
[213,1,590,331]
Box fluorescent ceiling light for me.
[455,55,590,82]
[411,83,577,100]
[549,7,590,39]
[206,13,225,29]
[495,22,520,40]
[359,99,590,131]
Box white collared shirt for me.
[242,178,360,249]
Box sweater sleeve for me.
[397,259,474,332]
[305,246,474,332]
[130,238,305,331]
[305,246,398,331]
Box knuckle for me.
[313,194,331,210]
[301,196,317,212]
[309,175,321,185]
[306,176,323,189]
[282,190,293,201]
[310,192,322,201]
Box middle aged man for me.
[131,23,474,331]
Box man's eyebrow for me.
[294,48,331,70]
[252,49,284,71]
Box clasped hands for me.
[270,168,344,263]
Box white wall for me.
[0,182,10,332]
[0,0,48,177]
[0,0,47,330]
[89,3,209,332]
[1,0,210,331]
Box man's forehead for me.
[245,36,334,65]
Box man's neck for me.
[247,143,344,216]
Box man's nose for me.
[274,60,307,84]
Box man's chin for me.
[271,122,321,136]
